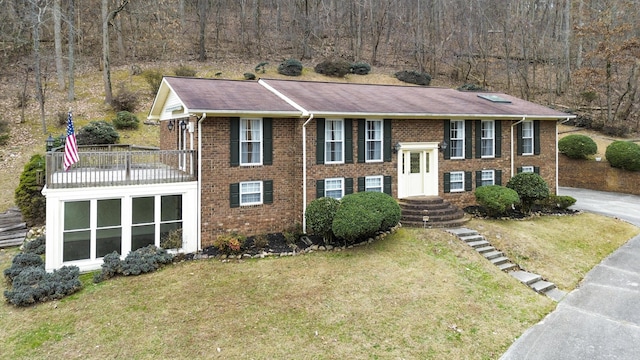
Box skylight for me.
[478,94,512,103]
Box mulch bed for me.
[463,205,579,219]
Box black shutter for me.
[384,119,392,162]
[443,120,451,160]
[383,175,392,195]
[230,118,240,167]
[230,183,239,208]
[345,178,354,195]
[263,180,273,204]
[345,119,353,163]
[465,120,473,159]
[517,167,523,173]
[358,176,365,192]
[357,119,365,163]
[316,118,325,164]
[517,122,524,155]
[465,171,473,191]
[263,118,273,165]
[534,120,541,155]
[316,180,325,198]
[534,166,540,174]
[495,170,502,186]
[495,121,502,158]
[475,120,482,158]
[444,172,451,193]
[475,170,483,188]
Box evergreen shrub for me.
[394,70,431,85]
[277,59,303,76]
[14,154,46,226]
[474,185,520,217]
[244,72,256,80]
[22,235,46,255]
[558,134,597,159]
[93,246,174,283]
[76,121,120,145]
[605,141,640,171]
[539,194,576,210]
[314,60,352,77]
[331,192,400,244]
[350,62,371,75]
[3,252,44,284]
[4,265,81,307]
[113,111,140,130]
[305,197,340,244]
[506,173,550,213]
[458,83,485,91]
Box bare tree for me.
[67,0,75,101]
[101,0,129,104]
[53,0,65,90]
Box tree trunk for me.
[101,0,129,104]
[30,0,47,134]
[53,0,65,90]
[68,0,75,101]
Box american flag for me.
[63,111,79,171]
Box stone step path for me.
[446,227,567,302]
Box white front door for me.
[397,143,439,198]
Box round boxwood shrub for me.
[558,134,598,159]
[331,192,400,245]
[605,141,640,171]
[113,111,140,130]
[350,62,371,75]
[305,197,340,243]
[76,120,120,145]
[395,70,431,86]
[539,194,576,210]
[14,154,46,226]
[474,185,520,217]
[350,191,401,231]
[277,59,303,76]
[314,60,352,77]
[506,173,550,213]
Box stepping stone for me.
[490,256,510,266]
[498,262,518,271]
[510,270,542,285]
[475,245,495,254]
[460,234,484,242]
[531,280,556,293]
[446,228,477,237]
[483,250,504,260]
[544,288,567,302]
[467,240,490,248]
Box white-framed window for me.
[450,120,465,159]
[325,119,344,163]
[63,199,122,262]
[481,170,495,186]
[240,118,262,165]
[132,195,183,251]
[450,171,465,192]
[365,119,383,162]
[522,121,534,155]
[365,175,383,192]
[240,181,263,206]
[521,166,534,173]
[481,120,495,158]
[325,178,344,199]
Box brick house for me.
[148,77,574,250]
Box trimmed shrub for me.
[76,121,120,145]
[244,72,256,80]
[314,60,351,77]
[605,141,640,171]
[558,134,598,159]
[213,233,245,256]
[506,173,550,213]
[539,194,576,210]
[113,111,140,130]
[111,84,139,112]
[174,65,197,77]
[331,192,400,245]
[277,59,303,76]
[3,252,44,284]
[14,154,46,226]
[475,185,520,217]
[142,69,163,94]
[305,197,340,243]
[351,191,401,231]
[4,265,81,307]
[350,62,371,75]
[22,235,46,255]
[395,70,431,86]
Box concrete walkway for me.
[501,187,640,360]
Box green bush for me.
[93,246,174,283]
[314,60,352,77]
[76,121,120,145]
[305,197,340,243]
[174,65,197,77]
[277,59,303,76]
[142,69,164,94]
[113,111,140,130]
[244,72,256,80]
[3,252,44,284]
[4,265,81,307]
[395,70,431,86]
[352,191,401,231]
[111,84,139,112]
[14,154,46,226]
[331,192,400,245]
[605,141,640,171]
[475,185,520,217]
[558,134,598,159]
[506,173,550,213]
[458,83,485,91]
[539,194,576,210]
[22,235,46,255]
[350,62,371,75]
[254,62,268,73]
[0,119,10,146]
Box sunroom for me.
[43,145,198,272]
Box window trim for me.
[481,120,495,158]
[450,120,465,159]
[521,120,534,156]
[449,171,465,193]
[325,119,345,164]
[239,181,263,206]
[481,169,495,186]
[365,119,383,162]
[240,118,263,166]
[521,166,535,173]
[324,177,345,199]
[365,175,383,192]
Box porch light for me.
[439,140,448,152]
[179,119,188,131]
[393,142,401,153]
[167,120,175,131]
[45,134,54,151]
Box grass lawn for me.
[1,213,636,359]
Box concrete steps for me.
[399,197,469,228]
[446,227,566,302]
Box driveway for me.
[501,187,640,360]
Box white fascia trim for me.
[306,112,576,121]
[187,109,302,118]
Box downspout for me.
[511,117,526,179]
[302,113,314,233]
[557,116,572,194]
[197,113,206,251]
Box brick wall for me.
[559,156,640,195]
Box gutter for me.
[511,117,526,179]
[197,113,206,251]
[556,116,572,194]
